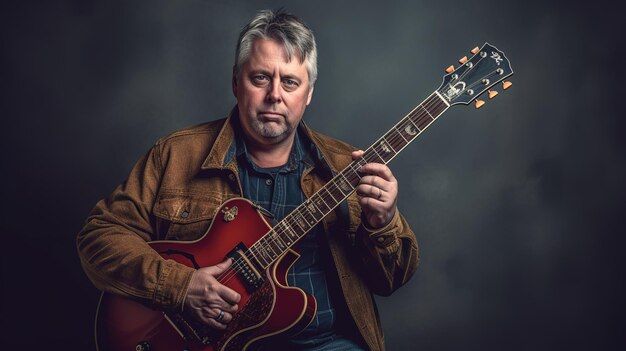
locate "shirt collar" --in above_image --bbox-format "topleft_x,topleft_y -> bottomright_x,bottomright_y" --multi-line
224,112 -> 316,172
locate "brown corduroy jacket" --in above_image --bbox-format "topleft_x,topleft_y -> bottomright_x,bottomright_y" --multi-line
77,112 -> 419,351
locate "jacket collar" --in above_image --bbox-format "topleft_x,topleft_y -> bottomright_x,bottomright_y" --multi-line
200,108 -> 237,170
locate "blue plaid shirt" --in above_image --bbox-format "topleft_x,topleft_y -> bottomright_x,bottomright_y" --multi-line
229,125 -> 340,346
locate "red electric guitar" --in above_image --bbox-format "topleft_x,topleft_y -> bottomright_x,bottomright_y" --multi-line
95,43 -> 513,351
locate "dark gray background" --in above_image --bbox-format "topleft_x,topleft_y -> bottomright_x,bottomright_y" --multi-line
2,0 -> 624,349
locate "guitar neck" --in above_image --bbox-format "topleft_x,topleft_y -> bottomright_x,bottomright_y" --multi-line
249,91 -> 450,268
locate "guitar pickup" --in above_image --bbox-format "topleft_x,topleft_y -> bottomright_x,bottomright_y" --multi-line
226,243 -> 264,292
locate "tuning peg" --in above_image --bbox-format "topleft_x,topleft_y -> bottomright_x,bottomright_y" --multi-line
471,46 -> 480,54
459,56 -> 468,64
488,90 -> 498,99
475,99 -> 485,109
445,65 -> 454,74
502,81 -> 513,89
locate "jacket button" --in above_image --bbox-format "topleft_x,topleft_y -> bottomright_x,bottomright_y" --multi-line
228,173 -> 236,181
181,210 -> 189,218
376,236 -> 385,243
265,179 -> 273,186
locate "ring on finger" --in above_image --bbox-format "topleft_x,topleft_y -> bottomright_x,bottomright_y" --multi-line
216,309 -> 225,322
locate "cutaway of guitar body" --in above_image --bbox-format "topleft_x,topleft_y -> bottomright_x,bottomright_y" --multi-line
95,198 -> 316,351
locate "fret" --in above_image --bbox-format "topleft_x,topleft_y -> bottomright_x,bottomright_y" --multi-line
290,211 -> 309,233
277,227 -> 293,246
411,97 -> 447,131
267,235 -> 283,258
365,146 -> 385,164
278,221 -> 297,244
341,164 -> 362,188
421,103 -> 435,119
422,95 -> 447,118
413,108 -> 435,130
311,193 -> 332,214
421,94 -> 447,120
321,186 -> 338,206
371,136 -> 397,163
385,127 -> 408,151
252,245 -> 270,267
271,230 -> 287,250
396,117 -> 421,142
355,157 -> 368,168
335,173 -> 354,196
286,219 -> 304,239
348,157 -> 367,175
325,181 -> 346,205
259,238 -> 278,261
245,246 -> 262,268
303,199 -> 323,221
381,135 -> 398,153
299,205 -> 318,226
392,125 -> 409,143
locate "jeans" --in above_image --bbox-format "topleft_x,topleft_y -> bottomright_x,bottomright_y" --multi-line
295,335 -> 366,351
251,333 -> 367,351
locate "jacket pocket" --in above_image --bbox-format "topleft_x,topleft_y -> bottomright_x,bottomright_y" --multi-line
152,190 -> 223,241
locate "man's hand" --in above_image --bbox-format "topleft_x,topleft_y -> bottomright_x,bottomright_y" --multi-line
183,258 -> 241,330
352,150 -> 398,229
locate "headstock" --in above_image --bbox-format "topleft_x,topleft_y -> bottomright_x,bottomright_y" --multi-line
436,43 -> 513,108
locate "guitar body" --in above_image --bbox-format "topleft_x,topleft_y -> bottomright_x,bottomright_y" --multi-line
95,198 -> 317,351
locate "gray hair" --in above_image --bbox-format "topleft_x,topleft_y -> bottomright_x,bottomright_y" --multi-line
233,9 -> 318,87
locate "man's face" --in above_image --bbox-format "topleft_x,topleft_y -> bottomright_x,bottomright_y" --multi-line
233,39 -> 313,148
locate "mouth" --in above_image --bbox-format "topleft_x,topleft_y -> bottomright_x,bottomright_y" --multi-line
257,111 -> 285,120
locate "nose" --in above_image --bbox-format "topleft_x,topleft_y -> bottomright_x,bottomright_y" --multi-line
266,80 -> 282,103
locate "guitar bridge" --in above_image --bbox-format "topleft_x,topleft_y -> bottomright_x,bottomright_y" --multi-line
227,243 -> 264,292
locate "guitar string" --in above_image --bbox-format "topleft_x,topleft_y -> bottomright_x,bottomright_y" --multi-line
233,68 -> 510,276
455,48 -> 489,85
214,96 -> 448,286
441,47 -> 508,108
464,70 -> 504,96
224,71 -> 508,280
215,95 -> 449,287
244,96 -> 443,260
214,96 -> 448,287
246,95 -> 448,265
453,50 -> 508,103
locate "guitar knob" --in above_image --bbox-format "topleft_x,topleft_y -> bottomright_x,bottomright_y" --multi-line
445,65 -> 454,74
503,81 -> 513,89
471,46 -> 480,54
488,90 -> 498,99
136,341 -> 151,351
475,99 -> 485,109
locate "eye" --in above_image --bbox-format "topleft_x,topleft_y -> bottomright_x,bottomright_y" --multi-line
282,79 -> 299,90
252,75 -> 269,85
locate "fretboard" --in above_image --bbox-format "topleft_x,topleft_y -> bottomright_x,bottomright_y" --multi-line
248,91 -> 450,269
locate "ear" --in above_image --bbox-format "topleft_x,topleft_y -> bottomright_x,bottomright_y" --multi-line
306,86 -> 314,106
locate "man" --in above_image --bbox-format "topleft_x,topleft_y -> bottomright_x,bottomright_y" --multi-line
78,9 -> 418,351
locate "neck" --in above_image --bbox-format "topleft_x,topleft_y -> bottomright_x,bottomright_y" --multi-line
245,134 -> 295,168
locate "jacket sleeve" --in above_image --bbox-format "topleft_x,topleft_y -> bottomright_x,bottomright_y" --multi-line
76,144 -> 195,312
354,209 -> 419,296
